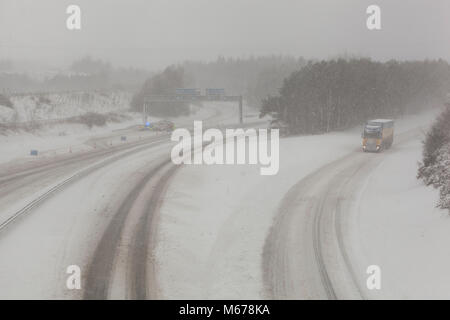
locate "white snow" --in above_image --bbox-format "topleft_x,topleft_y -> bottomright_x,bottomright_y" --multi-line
352,137 -> 450,299
154,108 -> 444,299
0,99 -> 249,298
1,92 -> 132,123
155,129 -> 360,299
0,141 -> 173,299
0,100 -> 244,165
0,97 -> 444,299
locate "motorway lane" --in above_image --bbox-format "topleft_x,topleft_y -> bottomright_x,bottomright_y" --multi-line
0,133 -> 171,225
0,137 -> 175,298
0,103 -> 250,299
263,128 -> 424,299
0,101 -> 243,229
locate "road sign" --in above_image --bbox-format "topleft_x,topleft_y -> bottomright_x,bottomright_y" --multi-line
175,88 -> 201,96
206,88 -> 225,97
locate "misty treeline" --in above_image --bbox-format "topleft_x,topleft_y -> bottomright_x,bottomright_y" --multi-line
131,56 -> 305,117
0,56 -> 151,93
260,58 -> 450,134
131,66 -> 190,117
182,56 -> 306,107
418,104 -> 450,211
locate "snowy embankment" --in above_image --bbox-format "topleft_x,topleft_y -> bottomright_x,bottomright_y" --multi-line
0,97 -> 242,165
154,109 -> 443,299
0,91 -> 136,164
0,92 -> 132,123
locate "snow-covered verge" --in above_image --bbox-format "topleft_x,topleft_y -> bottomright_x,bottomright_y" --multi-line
353,137 -> 450,299
0,100 -> 241,166
0,118 -> 142,165
154,109 -> 441,299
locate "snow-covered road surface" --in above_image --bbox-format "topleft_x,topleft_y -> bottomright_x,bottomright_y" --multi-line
0,134 -> 176,299
155,110 -> 446,300
263,130 -> 422,299
0,105 -> 445,299
0,101 -> 245,299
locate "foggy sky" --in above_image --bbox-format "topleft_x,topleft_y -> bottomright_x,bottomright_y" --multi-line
1,0 -> 449,70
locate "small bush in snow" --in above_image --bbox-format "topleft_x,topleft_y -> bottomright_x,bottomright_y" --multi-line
0,94 -> 13,109
418,106 -> 450,211
37,96 -> 52,105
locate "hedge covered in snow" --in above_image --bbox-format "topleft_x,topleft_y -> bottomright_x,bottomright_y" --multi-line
418,105 -> 450,211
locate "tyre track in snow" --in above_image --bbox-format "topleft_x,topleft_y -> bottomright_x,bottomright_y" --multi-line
130,164 -> 178,299
0,134 -> 170,197
263,128 -> 424,300
83,138 -> 218,299
0,136 -> 171,233
0,102 -> 236,228
0,102 -> 228,195
263,150 -> 382,299
83,122 -> 267,300
83,141 -> 209,299
0,103 -> 252,298
82,156 -> 176,299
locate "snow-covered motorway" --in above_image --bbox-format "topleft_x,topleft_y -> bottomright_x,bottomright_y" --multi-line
0,102 -> 241,299
0,135 -> 172,298
263,128 -> 424,299
0,106 -> 447,299
154,109 -> 449,300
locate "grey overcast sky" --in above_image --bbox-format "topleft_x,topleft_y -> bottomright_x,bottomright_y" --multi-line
0,0 -> 449,70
